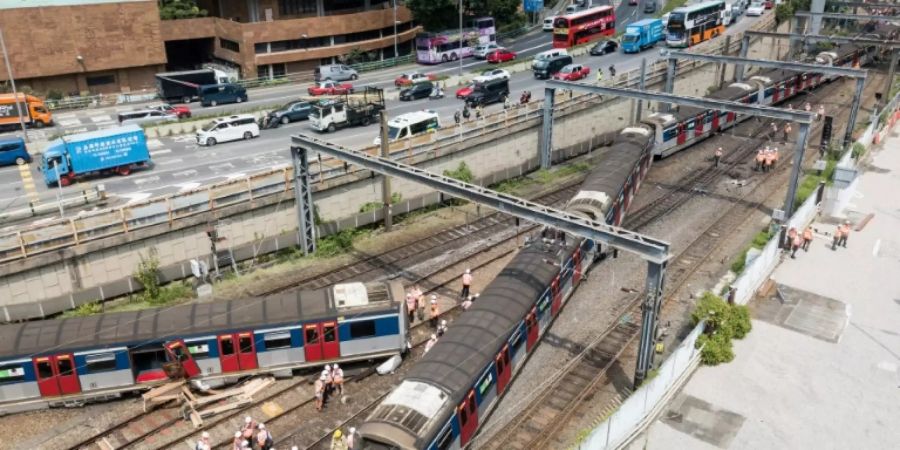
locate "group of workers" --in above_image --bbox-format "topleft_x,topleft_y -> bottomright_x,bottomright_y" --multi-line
784,220 -> 852,257
193,416 -> 273,450
754,145 -> 780,172
314,363 -> 345,411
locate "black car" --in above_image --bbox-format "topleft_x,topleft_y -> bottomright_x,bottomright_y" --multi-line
400,81 -> 434,101
260,100 -> 311,128
466,79 -> 510,107
643,1 -> 657,13
590,40 -> 618,56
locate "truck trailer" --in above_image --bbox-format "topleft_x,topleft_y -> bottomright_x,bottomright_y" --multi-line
155,69 -> 229,103
310,87 -> 385,132
42,125 -> 151,186
621,18 -> 665,53
0,93 -> 53,130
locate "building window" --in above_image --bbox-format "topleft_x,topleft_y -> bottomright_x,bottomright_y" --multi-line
255,43 -> 269,54
220,38 -> 240,52
325,0 -> 365,12
86,74 -> 115,87
280,0 -> 317,15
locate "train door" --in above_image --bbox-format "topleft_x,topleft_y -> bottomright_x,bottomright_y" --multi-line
218,332 -> 259,373
525,308 -> 539,351
794,74 -> 802,93
550,276 -> 562,316
304,322 -> 341,362
773,84 -> 781,103
237,332 -> 259,370
458,390 -> 479,447
676,123 -> 686,145
711,110 -> 720,130
495,346 -> 512,394
33,354 -> 81,397
573,248 -> 583,285
694,114 -> 704,137
164,340 -> 201,378
726,111 -> 735,123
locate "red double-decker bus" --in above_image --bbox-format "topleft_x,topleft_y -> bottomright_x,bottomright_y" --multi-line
552,6 -> 616,48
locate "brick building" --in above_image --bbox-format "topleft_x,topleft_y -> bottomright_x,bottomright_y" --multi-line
0,0 -> 417,95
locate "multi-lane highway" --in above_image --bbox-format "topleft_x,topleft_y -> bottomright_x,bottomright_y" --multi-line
0,7 -> 765,224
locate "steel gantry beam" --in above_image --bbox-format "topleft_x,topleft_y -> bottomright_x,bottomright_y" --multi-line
794,10 -> 892,21
666,50 -> 869,149
290,133 -> 672,389
744,30 -> 900,49
828,1 -> 900,8
542,81 -> 815,220
290,146 -> 317,255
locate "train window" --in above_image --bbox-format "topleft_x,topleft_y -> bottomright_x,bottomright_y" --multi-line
264,332 -> 292,350
477,371 -> 494,396
459,405 -> 468,424
221,337 -> 235,355
469,398 -> 477,414
36,360 -> 53,378
187,343 -> 210,359
349,321 -> 376,339
323,324 -> 337,343
509,329 -> 524,350
435,424 -> 454,450
239,335 -> 254,353
0,364 -> 25,385
538,295 -> 550,312
85,354 -> 117,373
305,327 -> 320,344
57,357 -> 74,376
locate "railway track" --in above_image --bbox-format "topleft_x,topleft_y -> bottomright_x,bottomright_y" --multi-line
474,78 -> 853,449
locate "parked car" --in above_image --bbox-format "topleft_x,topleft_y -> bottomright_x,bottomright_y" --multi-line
643,0 -> 657,13
746,2 -> 765,15
0,137 -> 31,166
590,40 -> 619,56
486,49 -> 517,64
533,54 -> 573,79
553,64 -> 591,81
196,114 -> 260,146
148,103 -> 191,119
267,100 -> 312,125
314,64 -> 358,82
395,72 -> 436,87
456,84 -> 475,99
308,81 -> 354,96
117,109 -> 179,126
399,81 -> 434,101
543,17 -> 556,31
474,43 -> 502,59
466,79 -> 510,107
473,68 -> 510,83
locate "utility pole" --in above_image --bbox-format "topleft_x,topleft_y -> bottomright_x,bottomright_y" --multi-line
458,0 -> 464,77
380,111 -> 392,231
393,0 -> 398,59
0,27 -> 29,143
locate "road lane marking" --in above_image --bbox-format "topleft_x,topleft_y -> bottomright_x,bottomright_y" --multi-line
873,239 -> 881,257
150,149 -> 172,157
155,158 -> 184,166
147,139 -> 165,149
133,175 -> 160,185
177,182 -> 202,191
173,169 -> 199,178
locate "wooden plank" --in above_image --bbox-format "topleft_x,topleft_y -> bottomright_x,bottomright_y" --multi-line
198,398 -> 252,417
243,377 -> 275,398
181,386 -> 198,403
142,380 -> 186,400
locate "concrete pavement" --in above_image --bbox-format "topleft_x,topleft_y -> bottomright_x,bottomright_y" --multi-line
626,130 -> 900,449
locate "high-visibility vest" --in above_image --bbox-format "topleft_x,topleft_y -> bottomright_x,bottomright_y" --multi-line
803,229 -> 813,240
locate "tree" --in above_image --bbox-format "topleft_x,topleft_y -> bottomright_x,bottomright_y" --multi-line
158,0 -> 208,20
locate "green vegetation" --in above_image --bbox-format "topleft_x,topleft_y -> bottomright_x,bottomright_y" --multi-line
775,0 -> 811,25
659,0 -> 688,17
61,301 -> 103,318
443,162 -> 475,184
134,253 -> 161,300
692,292 -> 752,365
494,162 -> 591,194
158,0 -> 208,20
405,0 -> 524,33
730,227 -> 775,274
359,192 -> 403,213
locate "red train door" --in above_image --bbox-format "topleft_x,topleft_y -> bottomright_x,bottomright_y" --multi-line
458,390 -> 479,446
237,332 -> 258,370
304,324 -> 323,362
164,340 -> 201,378
726,111 -> 735,123
773,85 -> 781,103
794,74 -> 802,92
322,321 -> 341,360
495,346 -> 512,394
550,276 -> 562,316
525,309 -> 539,351
694,115 -> 704,137
33,354 -> 81,397
573,248 -> 583,285
217,334 -> 240,373
676,123 -> 686,145
711,111 -> 719,130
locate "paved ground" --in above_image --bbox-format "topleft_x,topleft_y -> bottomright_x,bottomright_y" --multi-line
626,127 -> 900,449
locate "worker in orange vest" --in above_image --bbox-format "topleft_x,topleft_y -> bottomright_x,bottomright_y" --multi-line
838,220 -> 851,248
771,147 -> 779,168
832,225 -> 842,250
787,227 -> 798,251
764,150 -> 775,172
783,123 -> 792,142
791,233 -> 802,259
802,226 -> 813,251
755,149 -> 765,171
429,295 -> 440,328
714,147 -> 723,167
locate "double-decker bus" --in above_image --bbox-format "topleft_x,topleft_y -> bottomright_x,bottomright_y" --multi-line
415,17 -> 496,64
552,6 -> 616,48
666,0 -> 726,48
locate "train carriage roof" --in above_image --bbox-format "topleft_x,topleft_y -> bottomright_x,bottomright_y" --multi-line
0,282 -> 401,360
573,128 -> 651,205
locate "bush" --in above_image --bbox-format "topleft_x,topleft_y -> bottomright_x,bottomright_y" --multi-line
134,252 -> 161,300
443,162 -> 474,184
692,292 -> 752,365
62,301 -> 102,318
851,142 -> 866,160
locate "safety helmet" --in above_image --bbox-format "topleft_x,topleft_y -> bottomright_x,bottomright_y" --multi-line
334,430 -> 343,438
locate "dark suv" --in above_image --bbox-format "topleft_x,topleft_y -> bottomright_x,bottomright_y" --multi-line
465,79 -> 510,107
400,81 -> 434,101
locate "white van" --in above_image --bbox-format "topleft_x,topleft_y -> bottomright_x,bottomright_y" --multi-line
373,110 -> 440,145
532,48 -> 569,70
543,17 -> 556,32
196,114 -> 260,146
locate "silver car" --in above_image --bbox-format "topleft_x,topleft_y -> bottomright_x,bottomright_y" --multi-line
117,109 -> 178,126
314,64 -> 359,82
473,43 -> 501,59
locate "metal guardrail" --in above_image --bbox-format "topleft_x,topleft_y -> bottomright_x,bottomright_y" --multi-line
0,187 -> 104,223
0,16 -> 777,263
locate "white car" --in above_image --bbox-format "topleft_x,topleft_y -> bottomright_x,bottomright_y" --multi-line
543,16 -> 556,31
196,114 -> 260,146
473,68 -> 510,83
746,2 -> 765,16
473,43 -> 501,59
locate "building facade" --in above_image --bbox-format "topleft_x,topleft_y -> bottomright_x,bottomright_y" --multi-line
0,0 -> 417,95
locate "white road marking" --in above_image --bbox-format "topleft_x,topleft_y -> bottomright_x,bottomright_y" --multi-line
873,239 -> 881,257
150,149 -> 172,157
118,192 -> 153,204
172,135 -> 198,143
209,162 -> 234,172
225,172 -> 247,180
58,118 -> 83,127
155,158 -> 184,166
172,169 -> 199,178
177,182 -> 202,191
133,175 -> 161,185
90,116 -> 114,124
147,139 -> 165,149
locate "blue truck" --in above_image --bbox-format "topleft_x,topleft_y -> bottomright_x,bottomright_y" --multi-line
621,18 -> 665,53
42,125 -> 151,186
